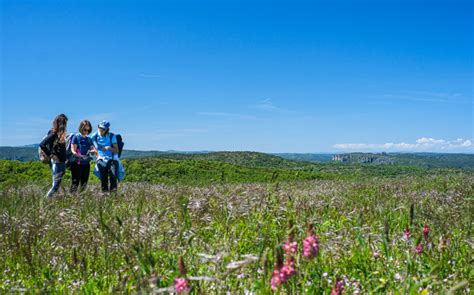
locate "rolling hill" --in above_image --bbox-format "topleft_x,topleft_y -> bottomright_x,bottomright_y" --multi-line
1,146 -> 473,170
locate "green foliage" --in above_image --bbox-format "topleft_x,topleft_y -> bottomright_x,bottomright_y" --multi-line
2,158 -> 468,190
2,147 -> 474,170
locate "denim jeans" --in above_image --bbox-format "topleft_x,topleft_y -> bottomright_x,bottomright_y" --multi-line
47,160 -> 66,197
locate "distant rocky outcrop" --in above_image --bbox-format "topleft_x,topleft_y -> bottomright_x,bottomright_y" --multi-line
332,153 -> 395,165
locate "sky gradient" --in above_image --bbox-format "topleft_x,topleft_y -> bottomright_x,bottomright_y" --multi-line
1,0 -> 473,153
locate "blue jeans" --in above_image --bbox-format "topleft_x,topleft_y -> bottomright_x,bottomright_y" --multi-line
47,161 -> 66,197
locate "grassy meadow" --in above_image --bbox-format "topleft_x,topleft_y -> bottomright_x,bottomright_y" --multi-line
0,158 -> 472,293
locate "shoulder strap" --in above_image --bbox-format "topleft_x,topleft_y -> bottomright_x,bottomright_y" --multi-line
92,133 -> 99,149
75,133 -> 82,148
109,132 -> 115,157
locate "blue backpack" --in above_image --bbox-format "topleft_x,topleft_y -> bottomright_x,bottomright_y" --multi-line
66,133 -> 93,168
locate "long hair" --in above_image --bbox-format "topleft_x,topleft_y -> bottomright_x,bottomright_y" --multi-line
51,114 -> 68,134
56,125 -> 67,144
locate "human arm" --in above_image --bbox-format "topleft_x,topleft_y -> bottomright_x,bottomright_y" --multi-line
102,134 -> 118,154
103,144 -> 118,154
39,132 -> 56,157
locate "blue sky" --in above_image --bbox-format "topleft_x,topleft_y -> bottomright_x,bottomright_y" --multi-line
1,0 -> 472,153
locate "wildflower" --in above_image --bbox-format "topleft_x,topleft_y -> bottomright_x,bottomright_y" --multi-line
330,278 -> 344,295
174,277 -> 190,293
303,224 -> 319,258
423,224 -> 429,241
283,221 -> 297,256
415,243 -> 423,254
394,273 -> 402,281
403,227 -> 411,240
271,268 -> 282,291
271,253 -> 285,291
283,238 -> 298,256
372,251 -> 380,258
174,257 -> 190,293
280,258 -> 296,279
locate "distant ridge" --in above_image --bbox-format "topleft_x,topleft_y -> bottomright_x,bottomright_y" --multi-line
0,146 -> 473,169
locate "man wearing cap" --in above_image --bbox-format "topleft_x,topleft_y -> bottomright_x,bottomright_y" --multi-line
91,120 -> 119,192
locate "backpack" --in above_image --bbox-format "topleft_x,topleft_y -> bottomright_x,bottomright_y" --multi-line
92,132 -> 124,158
38,135 -> 51,164
114,134 -> 124,158
65,133 -> 76,168
38,132 -> 55,164
66,133 -> 94,168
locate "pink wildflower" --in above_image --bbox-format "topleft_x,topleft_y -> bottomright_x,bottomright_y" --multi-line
423,224 -> 429,241
403,227 -> 411,240
303,224 -> 319,258
174,257 -> 189,293
271,269 -> 282,291
372,251 -> 380,258
280,258 -> 296,279
330,278 -> 344,295
415,243 -> 423,254
303,235 -> 318,258
283,237 -> 297,256
174,277 -> 189,293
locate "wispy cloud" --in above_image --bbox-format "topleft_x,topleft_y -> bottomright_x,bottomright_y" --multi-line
85,112 -> 118,123
256,98 -> 280,111
197,112 -> 258,120
375,91 -> 471,104
127,128 -> 208,139
334,137 -> 473,151
13,117 -> 51,126
138,73 -> 161,78
255,98 -> 294,113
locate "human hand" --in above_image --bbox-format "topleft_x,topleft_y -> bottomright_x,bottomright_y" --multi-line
51,155 -> 60,162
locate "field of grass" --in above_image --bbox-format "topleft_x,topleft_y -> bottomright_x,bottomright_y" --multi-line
0,165 -> 472,293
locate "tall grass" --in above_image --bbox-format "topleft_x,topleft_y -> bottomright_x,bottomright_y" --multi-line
0,174 -> 472,293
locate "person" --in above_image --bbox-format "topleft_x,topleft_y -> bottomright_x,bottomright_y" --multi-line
90,120 -> 119,192
70,120 -> 96,193
39,114 -> 68,198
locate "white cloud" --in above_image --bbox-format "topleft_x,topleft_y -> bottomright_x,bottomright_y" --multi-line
376,91 -> 471,104
334,137 -> 473,151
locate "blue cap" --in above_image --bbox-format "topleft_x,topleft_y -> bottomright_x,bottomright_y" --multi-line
98,120 -> 110,130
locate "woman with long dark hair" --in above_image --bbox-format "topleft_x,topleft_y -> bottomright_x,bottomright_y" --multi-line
39,114 -> 68,197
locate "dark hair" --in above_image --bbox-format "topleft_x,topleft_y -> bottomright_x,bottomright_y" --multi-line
78,120 -> 92,134
51,114 -> 68,134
